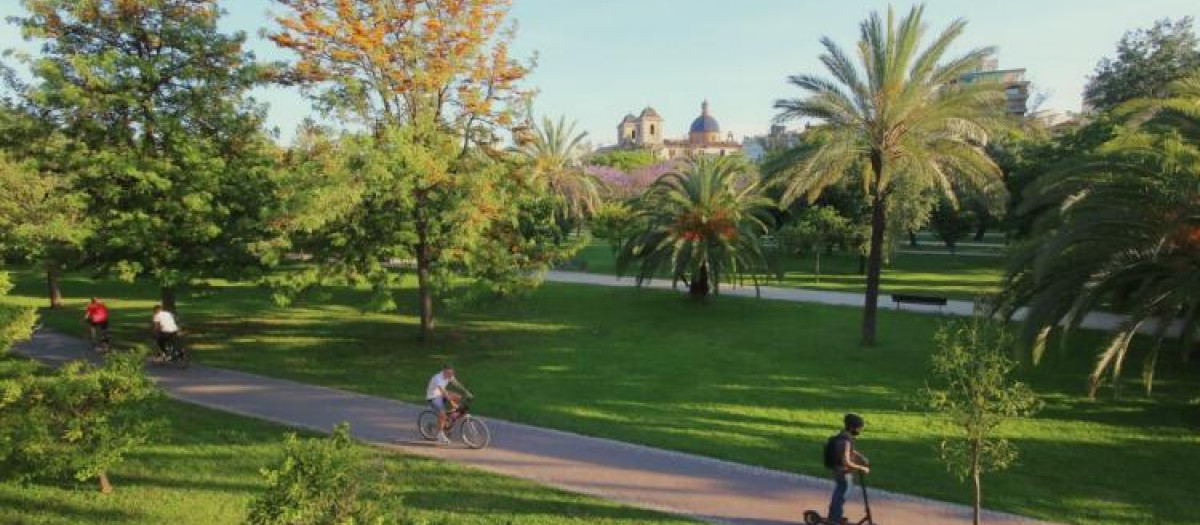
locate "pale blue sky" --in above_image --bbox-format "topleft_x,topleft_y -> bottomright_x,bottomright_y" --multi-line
4,1 -> 1199,145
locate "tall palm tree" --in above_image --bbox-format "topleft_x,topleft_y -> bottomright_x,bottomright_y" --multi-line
519,116 -> 601,222
617,155 -> 776,299
772,5 -> 1008,345
1001,73 -> 1200,398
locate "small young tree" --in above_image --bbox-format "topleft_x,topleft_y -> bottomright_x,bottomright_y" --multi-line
0,353 -> 159,493
930,198 -> 974,254
920,319 -> 1042,525
778,206 -> 850,283
246,423 -> 383,525
589,201 -> 643,256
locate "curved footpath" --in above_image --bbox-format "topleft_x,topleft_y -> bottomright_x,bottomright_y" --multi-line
545,270 -> 1172,336
17,332 -> 1055,525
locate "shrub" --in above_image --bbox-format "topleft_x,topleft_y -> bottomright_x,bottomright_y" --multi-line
0,351 -> 160,493
246,423 -> 384,525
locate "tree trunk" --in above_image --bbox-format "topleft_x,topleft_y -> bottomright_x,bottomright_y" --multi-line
416,253 -> 435,341
857,254 -> 866,275
160,286 -> 177,313
908,230 -> 919,247
973,222 -> 988,242
814,251 -> 821,284
972,451 -> 982,525
99,471 -> 112,494
46,263 -> 63,309
861,192 -> 887,346
688,264 -> 709,299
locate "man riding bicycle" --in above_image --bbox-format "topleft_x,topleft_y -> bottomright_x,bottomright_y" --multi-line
152,305 -> 180,359
83,297 -> 111,351
425,365 -> 473,444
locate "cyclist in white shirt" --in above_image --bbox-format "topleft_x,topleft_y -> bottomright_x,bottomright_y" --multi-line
152,305 -> 180,357
426,365 -> 471,444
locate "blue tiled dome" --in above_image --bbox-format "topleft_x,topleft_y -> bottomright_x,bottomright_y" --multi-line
690,115 -> 720,133
689,100 -> 720,133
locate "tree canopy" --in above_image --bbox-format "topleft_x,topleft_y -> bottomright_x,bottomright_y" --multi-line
1085,17 -> 1200,112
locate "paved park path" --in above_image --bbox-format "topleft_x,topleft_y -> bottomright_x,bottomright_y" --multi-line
17,331 -> 1055,525
544,270 -> 1165,335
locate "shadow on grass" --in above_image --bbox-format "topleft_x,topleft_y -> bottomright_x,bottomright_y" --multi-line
401,489 -> 697,523
0,491 -> 142,522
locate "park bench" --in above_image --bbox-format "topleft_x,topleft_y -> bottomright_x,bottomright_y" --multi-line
891,293 -> 948,313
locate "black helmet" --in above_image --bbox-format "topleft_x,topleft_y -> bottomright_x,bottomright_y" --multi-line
844,413 -> 865,429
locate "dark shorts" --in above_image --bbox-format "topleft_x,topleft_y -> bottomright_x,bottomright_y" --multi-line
89,320 -> 109,330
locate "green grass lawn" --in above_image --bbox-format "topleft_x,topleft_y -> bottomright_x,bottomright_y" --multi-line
576,242 -> 1006,300
5,269 -> 1199,525
0,358 -> 694,525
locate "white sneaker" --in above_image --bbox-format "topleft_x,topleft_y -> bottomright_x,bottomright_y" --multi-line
436,432 -> 451,444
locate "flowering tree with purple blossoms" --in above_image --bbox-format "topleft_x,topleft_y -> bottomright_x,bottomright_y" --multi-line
587,161 -> 676,200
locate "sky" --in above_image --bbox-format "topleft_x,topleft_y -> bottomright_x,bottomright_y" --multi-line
3,1 -> 1199,145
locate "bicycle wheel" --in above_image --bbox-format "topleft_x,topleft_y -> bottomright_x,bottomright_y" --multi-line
417,410 -> 440,440
460,417 -> 491,449
175,346 -> 191,369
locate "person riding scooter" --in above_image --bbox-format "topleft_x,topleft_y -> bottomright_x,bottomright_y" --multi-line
822,413 -> 871,524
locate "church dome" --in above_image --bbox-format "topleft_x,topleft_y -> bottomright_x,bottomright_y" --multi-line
689,100 -> 720,133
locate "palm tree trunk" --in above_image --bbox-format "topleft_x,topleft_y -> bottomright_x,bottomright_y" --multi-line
46,262 -> 63,309
861,192 -> 887,346
689,264 -> 710,299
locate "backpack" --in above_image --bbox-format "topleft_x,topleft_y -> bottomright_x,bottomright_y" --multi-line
823,433 -> 849,469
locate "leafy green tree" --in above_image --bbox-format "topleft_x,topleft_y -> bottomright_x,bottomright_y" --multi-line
519,116 -> 602,223
270,0 -> 539,340
919,318 -> 1041,525
590,201 -> 644,256
1084,17 -> 1200,112
884,175 -> 939,259
0,352 -> 159,493
13,0 -> 279,313
777,206 -> 850,282
0,82 -> 92,308
0,149 -> 89,308
1001,73 -> 1200,398
930,197 -> 974,253
587,149 -> 660,172
246,423 -> 383,525
618,156 -> 777,299
773,5 -> 1009,344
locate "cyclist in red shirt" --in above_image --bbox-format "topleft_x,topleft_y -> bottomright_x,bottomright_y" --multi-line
83,297 -> 110,351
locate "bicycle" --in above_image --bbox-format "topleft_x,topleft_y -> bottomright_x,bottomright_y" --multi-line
85,320 -> 111,353
418,398 -> 491,449
153,332 -> 191,369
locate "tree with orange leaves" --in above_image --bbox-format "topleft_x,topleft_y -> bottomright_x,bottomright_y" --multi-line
269,0 -> 565,341
271,0 -> 531,145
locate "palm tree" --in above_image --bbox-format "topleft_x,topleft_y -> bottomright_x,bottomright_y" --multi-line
772,5 -> 1008,345
1001,73 -> 1200,398
617,155 -> 776,299
519,116 -> 601,223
